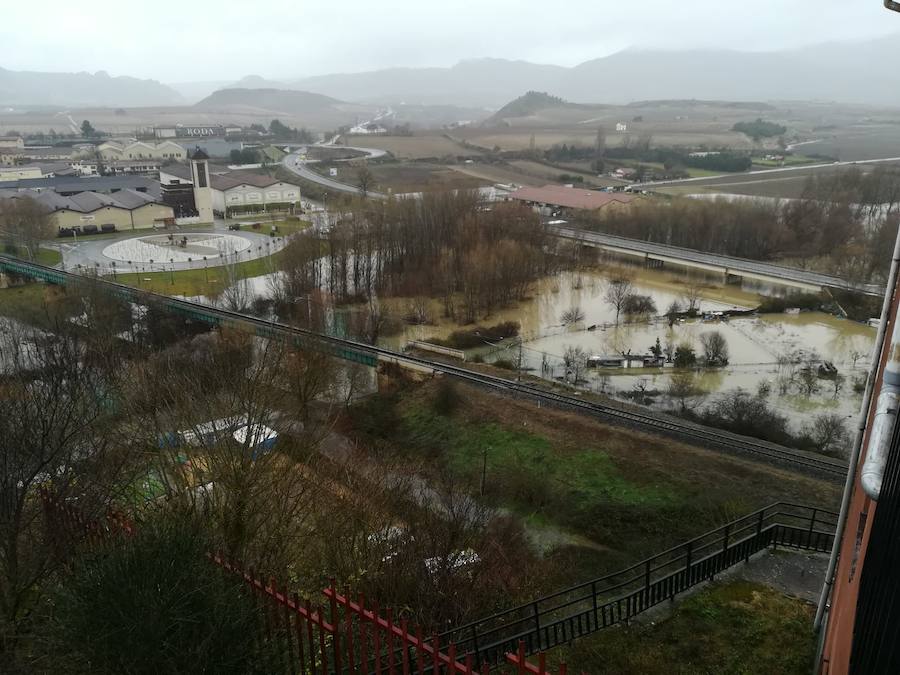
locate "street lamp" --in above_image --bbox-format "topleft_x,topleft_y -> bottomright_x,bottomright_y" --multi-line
169,258 -> 174,285
203,256 -> 208,283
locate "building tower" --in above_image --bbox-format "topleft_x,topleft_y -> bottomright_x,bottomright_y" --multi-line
190,147 -> 214,223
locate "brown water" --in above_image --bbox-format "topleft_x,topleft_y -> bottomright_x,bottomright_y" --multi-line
384,266 -> 875,432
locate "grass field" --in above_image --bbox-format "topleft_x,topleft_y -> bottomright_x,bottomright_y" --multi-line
551,581 -> 816,674
349,135 -> 479,159
114,248 -> 285,296
367,163 -> 490,193
351,378 -> 840,584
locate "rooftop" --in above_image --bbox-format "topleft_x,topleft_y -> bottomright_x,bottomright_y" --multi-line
9,187 -> 161,213
508,184 -> 638,210
0,175 -> 160,196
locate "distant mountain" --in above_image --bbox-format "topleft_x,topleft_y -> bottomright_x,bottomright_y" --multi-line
289,58 -> 569,108
284,36 -> 900,107
194,88 -> 345,114
0,67 -> 183,106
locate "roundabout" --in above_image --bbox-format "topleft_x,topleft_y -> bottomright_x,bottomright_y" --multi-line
102,233 -> 252,264
58,225 -> 289,275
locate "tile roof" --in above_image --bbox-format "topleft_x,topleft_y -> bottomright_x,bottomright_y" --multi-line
508,184 -> 637,210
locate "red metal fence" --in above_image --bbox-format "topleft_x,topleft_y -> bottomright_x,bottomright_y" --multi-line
41,493 -> 570,674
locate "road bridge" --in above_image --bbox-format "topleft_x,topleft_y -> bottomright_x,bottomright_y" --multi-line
552,225 -> 883,297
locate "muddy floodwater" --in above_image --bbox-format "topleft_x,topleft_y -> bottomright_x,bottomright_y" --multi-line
195,262 -> 875,433
384,266 -> 876,433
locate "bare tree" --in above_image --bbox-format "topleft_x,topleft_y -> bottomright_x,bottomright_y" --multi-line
0,196 -> 53,261
604,273 -> 634,325
563,345 -> 587,383
0,323 -> 130,654
797,362 -> 821,397
356,164 -> 375,198
804,413 -> 851,457
667,371 -> 706,413
681,280 -> 704,314
560,305 -> 585,326
700,331 -> 729,366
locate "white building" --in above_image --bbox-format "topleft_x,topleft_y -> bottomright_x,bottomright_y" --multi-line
159,163 -> 302,218
97,140 -> 187,161
615,123 -> 628,132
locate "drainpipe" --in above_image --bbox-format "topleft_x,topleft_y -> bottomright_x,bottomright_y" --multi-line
860,311 -> 900,499
813,229 -> 900,631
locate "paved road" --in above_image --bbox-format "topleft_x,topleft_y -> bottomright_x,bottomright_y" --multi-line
636,156 -> 900,190
552,225 -> 883,297
282,144 -> 388,199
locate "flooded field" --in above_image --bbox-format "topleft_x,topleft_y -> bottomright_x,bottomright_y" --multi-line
386,266 -> 875,433
189,261 -> 875,434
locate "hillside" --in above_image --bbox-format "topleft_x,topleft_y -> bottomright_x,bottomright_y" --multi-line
194,87 -> 344,113
0,67 -> 182,107
489,91 -> 569,121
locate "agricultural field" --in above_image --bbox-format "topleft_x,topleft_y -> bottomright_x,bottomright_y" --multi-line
367,162 -> 490,193
347,134 -> 479,159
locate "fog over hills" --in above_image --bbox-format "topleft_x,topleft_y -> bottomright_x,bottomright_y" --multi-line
3,35 -> 899,109
0,67 -> 183,107
283,35 -> 900,108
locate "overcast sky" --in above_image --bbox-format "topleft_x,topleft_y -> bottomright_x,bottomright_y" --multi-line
6,0 -> 898,82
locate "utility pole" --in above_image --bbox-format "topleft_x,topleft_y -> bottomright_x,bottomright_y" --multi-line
517,340 -> 524,382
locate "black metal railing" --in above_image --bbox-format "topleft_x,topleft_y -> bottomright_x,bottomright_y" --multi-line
443,502 -> 837,664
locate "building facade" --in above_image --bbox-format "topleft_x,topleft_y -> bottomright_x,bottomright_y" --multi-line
97,140 -> 187,161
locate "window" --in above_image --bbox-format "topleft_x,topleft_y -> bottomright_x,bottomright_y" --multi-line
196,161 -> 207,188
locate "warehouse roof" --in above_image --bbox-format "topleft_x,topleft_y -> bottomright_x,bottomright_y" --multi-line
8,188 -> 161,213
0,175 -> 160,196
507,184 -> 637,210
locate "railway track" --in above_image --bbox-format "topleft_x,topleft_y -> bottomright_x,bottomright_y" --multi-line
0,255 -> 849,480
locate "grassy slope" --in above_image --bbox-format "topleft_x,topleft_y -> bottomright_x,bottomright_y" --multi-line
552,581 -> 816,674
0,284 -> 79,330
351,379 -> 841,585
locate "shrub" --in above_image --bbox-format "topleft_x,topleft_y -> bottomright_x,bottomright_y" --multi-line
46,514 -> 278,674
431,321 -> 520,350
433,378 -> 461,415
493,358 -> 516,370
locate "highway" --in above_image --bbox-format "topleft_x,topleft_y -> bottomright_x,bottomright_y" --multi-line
0,254 -> 850,481
282,144 -> 388,199
552,225 -> 884,297
636,155 -> 900,190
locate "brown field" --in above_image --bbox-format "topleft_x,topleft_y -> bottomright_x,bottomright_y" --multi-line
350,134 -> 480,159
368,162 -> 489,193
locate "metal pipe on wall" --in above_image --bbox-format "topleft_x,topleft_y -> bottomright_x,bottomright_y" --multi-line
814,228 -> 900,630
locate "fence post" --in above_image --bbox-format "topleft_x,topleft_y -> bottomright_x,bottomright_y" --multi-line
471,624 -> 481,664
684,542 -> 692,588
644,560 -> 651,608
532,601 -> 541,650
591,580 -> 599,625
722,524 -> 730,553
807,508 -> 817,549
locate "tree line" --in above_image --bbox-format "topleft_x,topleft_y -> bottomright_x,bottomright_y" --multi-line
580,166 -> 900,283
275,192 -> 574,332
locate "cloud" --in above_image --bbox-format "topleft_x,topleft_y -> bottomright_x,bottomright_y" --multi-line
2,0 -> 896,81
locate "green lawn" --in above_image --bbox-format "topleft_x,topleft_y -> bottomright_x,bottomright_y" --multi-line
4,246 -> 63,267
115,248 -> 286,296
551,581 -> 816,674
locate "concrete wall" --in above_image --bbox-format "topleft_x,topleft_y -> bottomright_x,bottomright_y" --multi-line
51,203 -> 173,231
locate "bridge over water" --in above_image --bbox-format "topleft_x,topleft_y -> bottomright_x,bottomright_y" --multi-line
552,225 -> 883,297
